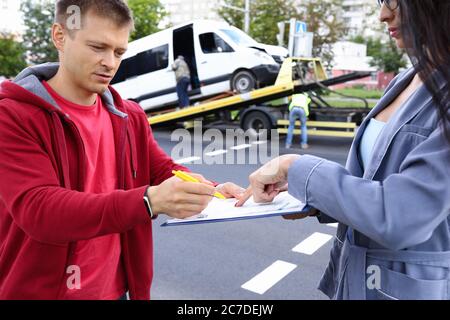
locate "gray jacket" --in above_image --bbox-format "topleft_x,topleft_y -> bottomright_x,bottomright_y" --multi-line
172,57 -> 190,83
288,67 -> 450,300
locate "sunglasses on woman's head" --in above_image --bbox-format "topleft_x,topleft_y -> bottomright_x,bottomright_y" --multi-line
377,0 -> 399,11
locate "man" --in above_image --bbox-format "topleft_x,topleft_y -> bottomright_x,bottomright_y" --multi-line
172,55 -> 191,108
0,0 -> 242,300
285,92 -> 311,149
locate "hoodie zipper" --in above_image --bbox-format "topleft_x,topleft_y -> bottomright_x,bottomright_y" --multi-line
117,116 -> 128,189
51,111 -> 88,300
50,112 -> 72,189
64,116 -> 87,190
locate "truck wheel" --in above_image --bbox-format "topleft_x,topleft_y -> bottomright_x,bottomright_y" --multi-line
242,111 -> 273,138
231,71 -> 256,93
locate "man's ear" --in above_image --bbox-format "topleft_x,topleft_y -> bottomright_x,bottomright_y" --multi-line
51,23 -> 66,52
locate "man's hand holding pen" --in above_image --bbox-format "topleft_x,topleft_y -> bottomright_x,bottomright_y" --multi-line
147,172 -> 244,219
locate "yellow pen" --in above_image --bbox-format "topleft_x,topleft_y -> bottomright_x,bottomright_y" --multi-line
172,170 -> 226,199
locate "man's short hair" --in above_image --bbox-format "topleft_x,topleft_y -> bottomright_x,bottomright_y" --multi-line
55,0 -> 134,34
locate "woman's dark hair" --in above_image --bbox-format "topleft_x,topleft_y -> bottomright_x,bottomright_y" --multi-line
399,0 -> 450,142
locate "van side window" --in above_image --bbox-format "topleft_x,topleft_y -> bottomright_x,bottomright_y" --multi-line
112,44 -> 169,84
199,33 -> 233,54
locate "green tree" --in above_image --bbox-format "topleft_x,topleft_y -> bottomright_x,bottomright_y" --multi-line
297,0 -> 347,69
21,0 -> 58,65
370,38 -> 407,74
351,35 -> 383,57
218,0 -> 347,68
217,0 -> 298,44
128,0 -> 168,41
217,0 -> 247,32
0,33 -> 28,78
251,0 -> 299,45
352,35 -> 407,74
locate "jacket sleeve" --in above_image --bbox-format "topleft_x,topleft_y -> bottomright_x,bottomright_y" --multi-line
0,106 -> 151,245
310,72 -> 406,226
287,125 -> 450,251
172,60 -> 178,71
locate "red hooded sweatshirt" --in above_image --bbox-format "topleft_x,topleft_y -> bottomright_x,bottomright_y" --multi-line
0,63 -> 187,299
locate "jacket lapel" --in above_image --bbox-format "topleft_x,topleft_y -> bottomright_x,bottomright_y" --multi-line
363,69 -> 435,180
345,69 -> 416,177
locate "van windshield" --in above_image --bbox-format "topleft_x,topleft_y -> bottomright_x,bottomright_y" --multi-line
220,27 -> 257,47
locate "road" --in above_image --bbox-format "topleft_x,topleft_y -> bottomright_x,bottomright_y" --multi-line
150,126 -> 352,300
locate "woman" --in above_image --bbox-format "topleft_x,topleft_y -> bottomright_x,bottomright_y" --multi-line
237,0 -> 450,300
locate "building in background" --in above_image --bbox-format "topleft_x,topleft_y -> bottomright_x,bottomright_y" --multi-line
341,0 -> 380,38
160,0 -> 222,26
330,1 -> 393,90
0,0 -> 23,35
331,41 -> 394,90
292,0 -> 380,38
331,41 -> 377,90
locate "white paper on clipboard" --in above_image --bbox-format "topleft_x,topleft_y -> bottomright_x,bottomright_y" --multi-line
161,191 -> 307,227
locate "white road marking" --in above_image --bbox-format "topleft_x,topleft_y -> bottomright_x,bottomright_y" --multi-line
230,144 -> 252,150
327,223 -> 338,228
175,156 -> 201,164
241,260 -> 297,295
204,149 -> 228,157
292,232 -> 333,255
252,141 -> 268,145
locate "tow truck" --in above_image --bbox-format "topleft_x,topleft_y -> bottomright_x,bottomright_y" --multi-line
147,57 -> 372,138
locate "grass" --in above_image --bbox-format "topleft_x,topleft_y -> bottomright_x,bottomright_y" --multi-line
329,88 -> 384,100
323,99 -> 377,109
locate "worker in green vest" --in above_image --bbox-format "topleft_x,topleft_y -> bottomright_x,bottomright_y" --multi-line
286,92 -> 311,149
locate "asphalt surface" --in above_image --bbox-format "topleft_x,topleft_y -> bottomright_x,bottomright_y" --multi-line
150,126 -> 353,300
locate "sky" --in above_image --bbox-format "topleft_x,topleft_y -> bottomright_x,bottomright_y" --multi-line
0,0 -> 24,34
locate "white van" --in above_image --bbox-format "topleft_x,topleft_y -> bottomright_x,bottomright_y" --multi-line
111,20 -> 288,111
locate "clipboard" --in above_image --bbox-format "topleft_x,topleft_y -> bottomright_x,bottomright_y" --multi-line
161,191 -> 309,227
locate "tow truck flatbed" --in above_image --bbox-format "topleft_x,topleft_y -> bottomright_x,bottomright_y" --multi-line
147,58 -> 372,133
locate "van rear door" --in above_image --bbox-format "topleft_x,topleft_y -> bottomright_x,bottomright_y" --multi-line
173,25 -> 200,95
